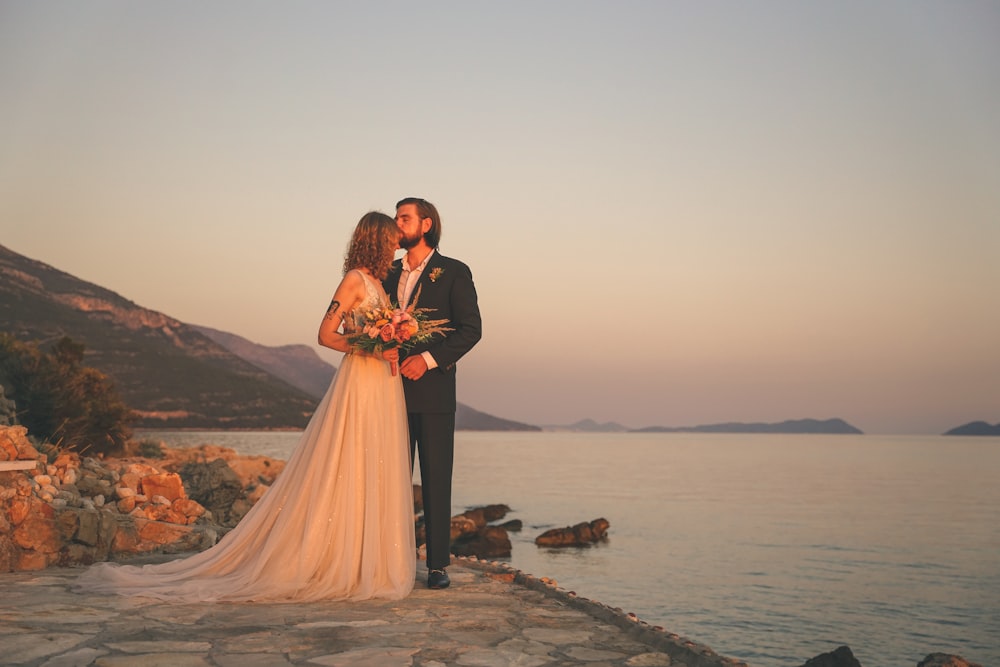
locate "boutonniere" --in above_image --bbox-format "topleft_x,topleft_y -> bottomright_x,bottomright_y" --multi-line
428,267 -> 445,283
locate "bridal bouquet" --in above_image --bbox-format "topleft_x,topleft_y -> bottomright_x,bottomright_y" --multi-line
347,289 -> 451,375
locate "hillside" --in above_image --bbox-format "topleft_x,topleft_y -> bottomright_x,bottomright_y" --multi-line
1,244 -> 316,429
192,324 -> 539,431
192,324 -> 335,399
1,244 -> 536,432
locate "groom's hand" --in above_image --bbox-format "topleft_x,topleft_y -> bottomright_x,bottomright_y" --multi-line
400,355 -> 428,381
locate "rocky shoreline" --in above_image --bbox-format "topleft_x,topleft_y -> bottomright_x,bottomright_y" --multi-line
0,425 -> 983,666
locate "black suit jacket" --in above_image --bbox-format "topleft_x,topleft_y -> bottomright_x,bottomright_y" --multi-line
383,252 -> 482,413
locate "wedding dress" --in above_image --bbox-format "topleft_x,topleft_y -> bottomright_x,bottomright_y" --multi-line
75,273 -> 416,601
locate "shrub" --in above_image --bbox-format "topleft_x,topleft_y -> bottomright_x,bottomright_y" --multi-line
135,438 -> 166,458
0,334 -> 136,456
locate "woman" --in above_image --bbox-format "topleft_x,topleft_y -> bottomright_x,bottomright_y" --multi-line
75,212 -> 416,602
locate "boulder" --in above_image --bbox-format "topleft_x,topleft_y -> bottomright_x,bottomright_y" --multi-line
140,472 -> 186,502
499,519 -> 522,531
178,458 -> 247,527
535,518 -> 610,547
451,525 -> 512,559
0,425 -> 39,462
918,654 -> 983,667
458,504 -> 511,528
798,645 -> 862,667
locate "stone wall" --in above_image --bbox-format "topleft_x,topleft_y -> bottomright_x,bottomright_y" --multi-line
1,425 -> 222,572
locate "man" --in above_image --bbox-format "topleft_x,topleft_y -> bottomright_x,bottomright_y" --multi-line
384,197 -> 482,590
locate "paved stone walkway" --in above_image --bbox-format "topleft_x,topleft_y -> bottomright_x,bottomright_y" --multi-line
0,556 -> 748,667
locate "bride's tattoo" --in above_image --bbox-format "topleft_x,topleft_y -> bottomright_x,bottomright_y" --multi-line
324,299 -> 343,321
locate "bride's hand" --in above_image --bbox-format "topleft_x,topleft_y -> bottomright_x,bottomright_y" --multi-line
381,348 -> 400,376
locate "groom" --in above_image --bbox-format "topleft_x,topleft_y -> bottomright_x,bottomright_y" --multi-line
384,197 -> 482,590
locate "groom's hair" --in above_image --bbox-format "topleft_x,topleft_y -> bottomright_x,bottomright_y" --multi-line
396,197 -> 442,249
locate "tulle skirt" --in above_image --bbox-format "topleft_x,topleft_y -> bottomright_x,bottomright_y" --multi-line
74,354 -> 416,602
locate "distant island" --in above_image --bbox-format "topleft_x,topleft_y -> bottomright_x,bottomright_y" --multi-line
541,417 -> 863,434
943,421 -> 1000,436
543,419 -> 629,433
631,418 -> 863,435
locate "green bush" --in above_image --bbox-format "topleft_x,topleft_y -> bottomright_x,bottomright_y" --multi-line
135,438 -> 166,458
0,334 -> 136,456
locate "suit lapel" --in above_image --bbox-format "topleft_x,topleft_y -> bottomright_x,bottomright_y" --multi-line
411,252 -> 443,309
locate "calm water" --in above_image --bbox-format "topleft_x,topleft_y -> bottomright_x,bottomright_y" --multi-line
139,430 -> 1000,666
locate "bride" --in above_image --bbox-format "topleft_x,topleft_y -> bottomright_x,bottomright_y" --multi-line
75,212 -> 416,602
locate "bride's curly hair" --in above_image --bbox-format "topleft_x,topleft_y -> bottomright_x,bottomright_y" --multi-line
343,211 -> 398,280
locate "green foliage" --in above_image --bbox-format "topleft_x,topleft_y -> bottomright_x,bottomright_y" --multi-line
135,438 -> 166,458
0,333 -> 136,456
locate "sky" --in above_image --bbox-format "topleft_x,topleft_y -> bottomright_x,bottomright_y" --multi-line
2,2 -> 998,434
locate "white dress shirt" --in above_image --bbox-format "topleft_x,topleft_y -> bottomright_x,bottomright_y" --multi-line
398,250 -> 438,370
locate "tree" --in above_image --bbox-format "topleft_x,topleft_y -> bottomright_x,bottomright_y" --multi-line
0,334 -> 136,456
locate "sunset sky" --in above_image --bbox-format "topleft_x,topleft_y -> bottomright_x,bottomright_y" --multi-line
2,2 -> 998,434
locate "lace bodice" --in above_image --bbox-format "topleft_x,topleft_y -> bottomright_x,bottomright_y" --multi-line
358,271 -> 388,311
343,271 -> 389,335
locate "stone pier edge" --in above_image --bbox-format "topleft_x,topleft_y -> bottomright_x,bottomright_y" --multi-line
454,555 -> 750,667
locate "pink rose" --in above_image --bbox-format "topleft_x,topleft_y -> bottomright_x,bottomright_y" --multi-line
395,326 -> 412,342
379,323 -> 395,342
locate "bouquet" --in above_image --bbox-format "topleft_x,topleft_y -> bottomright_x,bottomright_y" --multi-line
347,289 -> 452,375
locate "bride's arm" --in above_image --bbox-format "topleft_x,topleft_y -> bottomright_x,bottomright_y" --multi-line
317,271 -> 364,354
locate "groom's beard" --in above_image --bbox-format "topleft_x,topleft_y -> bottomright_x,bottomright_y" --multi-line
399,232 -> 422,250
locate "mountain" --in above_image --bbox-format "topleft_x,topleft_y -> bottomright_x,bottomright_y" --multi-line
456,403 -> 540,431
544,419 -> 629,432
0,244 -> 536,432
193,325 -> 539,431
943,421 -> 1000,436
632,418 -> 863,434
1,244 -> 319,429
192,324 -> 335,399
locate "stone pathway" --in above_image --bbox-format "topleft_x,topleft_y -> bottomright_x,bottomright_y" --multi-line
0,556 -> 747,667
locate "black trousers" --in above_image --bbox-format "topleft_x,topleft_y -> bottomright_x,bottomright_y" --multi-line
408,412 -> 456,571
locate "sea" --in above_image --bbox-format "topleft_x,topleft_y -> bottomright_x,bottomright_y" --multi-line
137,429 -> 1000,667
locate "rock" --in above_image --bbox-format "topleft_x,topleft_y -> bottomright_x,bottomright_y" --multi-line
140,472 -> 186,502
535,518 -> 610,547
12,513 -> 60,554
172,498 -> 207,524
798,645 -> 862,667
452,525 -> 512,558
0,425 -> 38,461
1,427 -> 238,570
458,504 -> 511,528
178,458 -> 246,527
116,497 -> 136,513
450,515 -> 479,541
499,519 -> 522,531
135,518 -> 218,554
917,654 -> 983,667
443,504 -> 517,558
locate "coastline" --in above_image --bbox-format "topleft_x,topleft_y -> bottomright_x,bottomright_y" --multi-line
459,555 -> 747,666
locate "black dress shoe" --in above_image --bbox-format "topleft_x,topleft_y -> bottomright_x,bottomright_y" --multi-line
427,569 -> 450,589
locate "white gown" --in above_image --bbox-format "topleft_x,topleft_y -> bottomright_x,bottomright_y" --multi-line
75,274 -> 416,602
